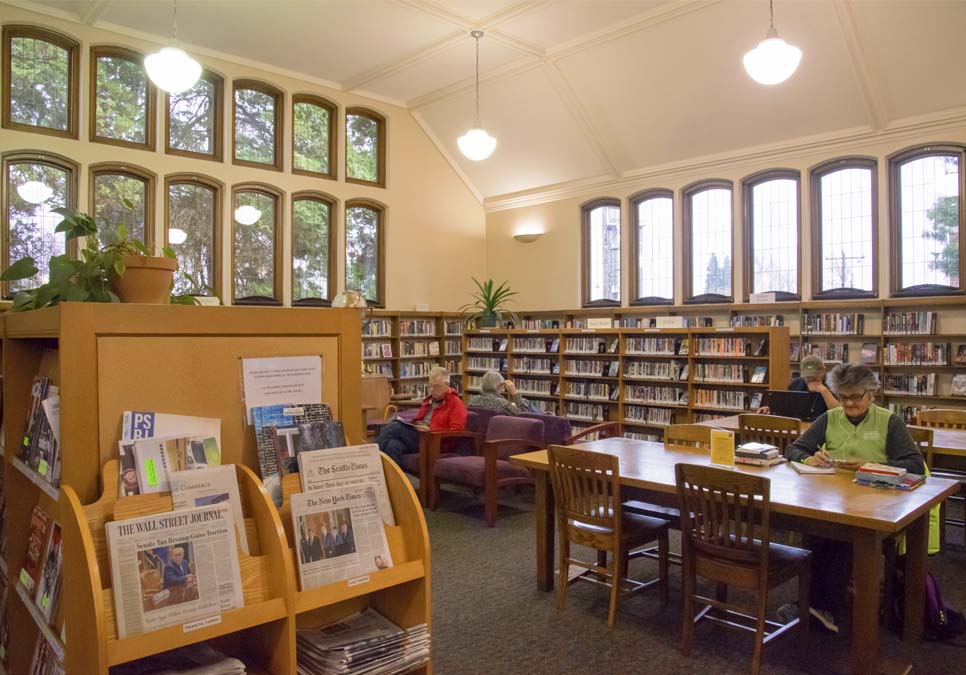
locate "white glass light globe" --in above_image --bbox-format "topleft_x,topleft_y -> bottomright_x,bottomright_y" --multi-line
145,47 -> 202,94
458,127 -> 497,161
743,35 -> 802,85
234,205 -> 262,225
168,227 -> 188,245
333,291 -> 367,308
17,181 -> 53,204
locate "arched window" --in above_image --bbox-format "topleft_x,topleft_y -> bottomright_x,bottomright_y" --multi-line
742,169 -> 800,300
232,183 -> 283,304
345,107 -> 385,188
810,157 -> 877,298
292,192 -> 336,306
293,94 -> 337,180
345,199 -> 385,306
630,189 -> 673,305
889,144 -> 964,296
233,80 -> 283,171
166,69 -> 224,161
2,25 -> 79,138
89,163 -> 155,247
2,150 -> 78,297
90,46 -> 156,150
165,173 -> 222,299
683,180 -> 733,303
581,198 -> 621,307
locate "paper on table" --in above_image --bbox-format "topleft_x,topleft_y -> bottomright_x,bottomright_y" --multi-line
790,461 -> 836,475
242,356 -> 323,423
709,429 -> 735,467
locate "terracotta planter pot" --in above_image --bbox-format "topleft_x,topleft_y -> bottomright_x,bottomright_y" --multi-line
111,255 -> 177,304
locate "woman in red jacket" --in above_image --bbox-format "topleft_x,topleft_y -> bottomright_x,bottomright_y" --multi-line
376,367 -> 467,464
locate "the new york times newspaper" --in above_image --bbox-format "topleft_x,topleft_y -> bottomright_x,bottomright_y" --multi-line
106,503 -> 243,638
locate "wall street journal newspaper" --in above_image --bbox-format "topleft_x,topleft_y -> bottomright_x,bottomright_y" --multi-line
298,444 -> 395,526
106,503 -> 244,638
291,484 -> 393,591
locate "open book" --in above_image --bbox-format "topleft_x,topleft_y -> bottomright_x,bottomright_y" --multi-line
790,461 -> 835,475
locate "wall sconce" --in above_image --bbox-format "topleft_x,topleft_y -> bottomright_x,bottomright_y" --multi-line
513,232 -> 542,244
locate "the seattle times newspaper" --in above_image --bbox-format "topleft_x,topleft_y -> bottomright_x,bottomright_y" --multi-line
291,484 -> 393,591
106,503 -> 243,638
298,444 -> 396,526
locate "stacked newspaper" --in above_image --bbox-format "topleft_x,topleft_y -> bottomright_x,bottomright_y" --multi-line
296,609 -> 429,675
109,643 -> 246,674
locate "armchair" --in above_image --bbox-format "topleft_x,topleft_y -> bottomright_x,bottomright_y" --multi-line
566,421 -> 623,444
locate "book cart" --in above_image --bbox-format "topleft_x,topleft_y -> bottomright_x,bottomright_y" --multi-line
2,304 -> 431,675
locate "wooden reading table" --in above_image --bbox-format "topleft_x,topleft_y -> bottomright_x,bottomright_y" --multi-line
509,438 -> 959,675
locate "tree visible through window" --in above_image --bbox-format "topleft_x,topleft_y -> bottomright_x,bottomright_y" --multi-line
346,202 -> 382,304
4,27 -> 75,134
813,160 -> 875,296
582,200 -> 621,306
632,191 -> 673,303
93,48 -> 152,147
294,96 -> 334,177
746,173 -> 799,298
167,179 -> 218,297
234,82 -> 281,168
4,159 -> 72,295
292,196 -> 332,302
233,188 -> 278,301
168,73 -> 220,158
685,183 -> 732,301
346,108 -> 384,186
93,170 -> 148,247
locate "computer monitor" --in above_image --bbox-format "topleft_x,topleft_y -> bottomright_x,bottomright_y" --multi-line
761,390 -> 823,422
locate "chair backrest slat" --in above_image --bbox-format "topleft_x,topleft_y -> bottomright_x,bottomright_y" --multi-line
907,425 -> 937,468
665,424 -> 715,449
738,413 -> 802,451
915,408 -> 966,430
549,445 -> 620,531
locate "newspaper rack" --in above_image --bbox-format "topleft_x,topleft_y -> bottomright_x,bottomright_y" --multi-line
60,459 -> 294,675
278,454 -> 431,664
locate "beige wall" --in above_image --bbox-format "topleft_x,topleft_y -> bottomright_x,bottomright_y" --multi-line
486,124 -> 966,311
0,5 -> 486,310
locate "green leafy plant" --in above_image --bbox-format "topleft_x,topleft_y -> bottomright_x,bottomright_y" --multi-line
0,205 -> 175,312
170,271 -> 221,306
459,278 -> 518,327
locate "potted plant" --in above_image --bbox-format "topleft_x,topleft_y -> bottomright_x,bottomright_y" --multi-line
459,278 -> 518,328
0,206 -> 178,311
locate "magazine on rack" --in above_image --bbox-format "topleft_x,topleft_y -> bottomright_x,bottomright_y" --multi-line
251,402 -> 332,496
35,521 -> 63,623
106,503 -> 243,639
298,444 -> 395,526
21,506 -> 51,595
122,411 -> 222,446
290,484 -> 393,591
170,465 -> 250,555
110,643 -> 246,675
132,435 -> 220,494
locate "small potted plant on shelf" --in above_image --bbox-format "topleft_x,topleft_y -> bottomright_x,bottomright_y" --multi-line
0,205 -> 178,311
459,277 -> 518,328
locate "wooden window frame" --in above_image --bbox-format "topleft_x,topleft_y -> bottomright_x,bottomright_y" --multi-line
2,25 -> 80,139
89,162 -> 157,249
345,198 -> 386,308
2,149 -> 79,299
682,179 -> 734,304
809,156 -> 879,300
164,172 -> 224,301
89,45 -> 157,151
888,143 -> 965,297
345,106 -> 386,188
231,182 -> 284,306
292,94 -> 337,181
291,191 -> 338,307
580,197 -> 622,308
629,188 -> 674,306
164,69 -> 224,162
232,79 -> 283,172
741,168 -> 802,302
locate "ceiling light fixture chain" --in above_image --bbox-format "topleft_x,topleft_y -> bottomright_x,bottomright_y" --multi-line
145,0 -> 202,93
472,29 -> 482,127
172,0 -> 179,43
457,29 -> 497,161
742,0 -> 802,86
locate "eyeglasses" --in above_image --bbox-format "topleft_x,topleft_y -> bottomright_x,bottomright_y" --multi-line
838,392 -> 869,403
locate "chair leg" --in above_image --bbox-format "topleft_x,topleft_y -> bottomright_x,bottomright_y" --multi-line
429,478 -> 441,510
608,544 -> 621,628
556,534 -> 570,612
883,540 -> 897,617
939,500 -> 946,551
751,591 -> 767,675
658,530 -> 669,608
714,583 -> 728,619
680,557 -> 694,656
798,564 -> 810,639
484,480 -> 497,528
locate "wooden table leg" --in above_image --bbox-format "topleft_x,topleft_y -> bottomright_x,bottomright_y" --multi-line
851,529 -> 881,675
903,513 -> 928,642
534,470 -> 555,592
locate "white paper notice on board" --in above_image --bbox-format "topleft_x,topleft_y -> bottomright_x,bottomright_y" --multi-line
242,356 -> 323,423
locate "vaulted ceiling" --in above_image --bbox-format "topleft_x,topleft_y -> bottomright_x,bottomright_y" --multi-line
16,0 -> 966,204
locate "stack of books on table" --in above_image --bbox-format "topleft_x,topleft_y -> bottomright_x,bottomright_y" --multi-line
734,442 -> 784,467
854,463 -> 925,490
296,609 -> 429,675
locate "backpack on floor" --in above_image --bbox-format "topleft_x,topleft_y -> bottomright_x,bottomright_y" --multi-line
892,570 -> 966,641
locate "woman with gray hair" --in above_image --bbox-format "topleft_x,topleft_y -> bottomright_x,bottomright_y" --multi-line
780,363 -> 930,634
467,370 -> 530,415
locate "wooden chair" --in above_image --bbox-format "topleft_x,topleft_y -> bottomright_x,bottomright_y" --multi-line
664,423 -> 714,448
676,463 -> 810,675
910,422 -> 965,548
738,414 -> 802,453
565,420 -> 623,444
914,411 -> 966,547
548,445 -> 670,628
361,375 -> 396,439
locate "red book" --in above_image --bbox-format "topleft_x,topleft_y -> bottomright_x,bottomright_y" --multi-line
20,506 -> 51,594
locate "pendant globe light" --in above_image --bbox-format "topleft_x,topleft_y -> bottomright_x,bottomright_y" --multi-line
458,31 -> 497,161
234,205 -> 262,225
17,181 -> 53,204
145,0 -> 202,94
742,0 -> 802,86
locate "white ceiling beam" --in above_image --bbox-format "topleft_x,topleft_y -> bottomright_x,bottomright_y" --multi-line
478,0 -> 556,28
2,0 -> 81,21
486,30 -> 545,59
411,110 -> 485,203
80,0 -> 111,25
407,55 -> 542,109
396,0 -> 476,29
832,0 -> 888,130
341,30 -> 466,92
542,62 -> 621,177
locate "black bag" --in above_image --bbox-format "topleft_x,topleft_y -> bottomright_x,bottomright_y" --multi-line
892,570 -> 966,641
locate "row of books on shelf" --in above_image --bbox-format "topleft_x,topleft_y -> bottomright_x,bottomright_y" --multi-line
624,431 -> 662,441
364,362 -> 394,377
399,341 -> 440,357
691,364 -> 767,384
564,337 -> 618,354
884,311 -> 939,335
800,342 -> 851,364
516,378 -> 557,396
565,382 -> 616,400
624,361 -> 688,381
511,357 -> 554,374
624,405 -> 675,425
512,337 -> 560,353
882,373 -> 938,397
883,342 -> 953,366
801,312 -> 864,335
362,320 -> 393,337
563,402 -> 608,421
693,337 -> 767,357
468,356 -> 507,371
615,316 -> 714,329
729,314 -> 785,327
564,360 -> 620,377
467,337 -> 508,352
398,320 -> 436,336
398,361 -> 439,378
363,342 -> 393,359
691,389 -> 760,411
624,336 -> 686,356
624,385 -> 686,406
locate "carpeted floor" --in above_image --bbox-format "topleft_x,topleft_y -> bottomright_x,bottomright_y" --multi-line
423,486 -> 966,675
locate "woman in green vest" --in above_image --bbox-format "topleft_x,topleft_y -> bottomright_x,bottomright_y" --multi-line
784,363 -> 929,634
